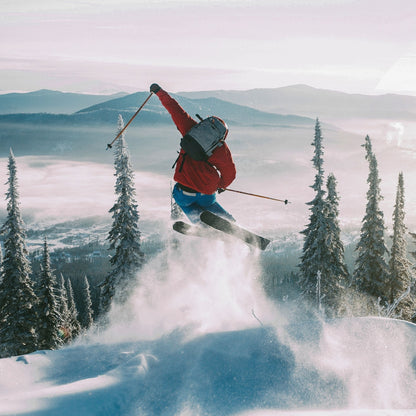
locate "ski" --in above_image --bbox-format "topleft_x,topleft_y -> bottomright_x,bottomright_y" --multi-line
173,220 -> 226,240
199,211 -> 270,250
173,221 -> 207,238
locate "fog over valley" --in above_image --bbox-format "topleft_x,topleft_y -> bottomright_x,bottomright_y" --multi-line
0,86 -> 415,234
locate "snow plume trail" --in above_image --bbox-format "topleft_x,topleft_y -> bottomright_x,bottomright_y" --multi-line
98,233 -> 279,343
316,318 -> 416,409
273,314 -> 416,411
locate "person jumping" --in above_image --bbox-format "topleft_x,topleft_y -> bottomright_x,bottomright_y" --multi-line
150,83 -> 236,223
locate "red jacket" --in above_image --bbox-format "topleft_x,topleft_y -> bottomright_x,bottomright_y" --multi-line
156,89 -> 236,194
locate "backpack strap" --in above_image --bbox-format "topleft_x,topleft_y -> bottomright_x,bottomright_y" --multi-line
172,152 -> 187,172
178,153 -> 187,172
172,151 -> 180,169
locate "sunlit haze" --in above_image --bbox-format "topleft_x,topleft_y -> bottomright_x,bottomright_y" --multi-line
1,0 -> 415,94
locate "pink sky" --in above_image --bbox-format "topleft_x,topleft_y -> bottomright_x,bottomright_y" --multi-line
1,0 -> 415,94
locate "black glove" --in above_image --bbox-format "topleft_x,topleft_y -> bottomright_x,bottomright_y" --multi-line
217,188 -> 226,194
150,83 -> 161,94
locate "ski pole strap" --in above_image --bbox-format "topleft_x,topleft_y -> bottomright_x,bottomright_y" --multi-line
224,188 -> 289,204
106,92 -> 154,150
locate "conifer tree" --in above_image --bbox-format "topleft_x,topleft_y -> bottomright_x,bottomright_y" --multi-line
320,173 -> 349,315
388,172 -> 415,319
36,237 -> 63,350
100,115 -> 145,315
409,233 -> 416,322
353,136 -> 389,302
79,275 -> 93,330
66,278 -> 81,340
0,241 -> 3,276
299,119 -> 329,302
0,150 -> 39,357
56,273 -> 71,342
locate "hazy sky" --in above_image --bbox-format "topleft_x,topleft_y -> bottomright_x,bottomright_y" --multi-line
1,0 -> 416,94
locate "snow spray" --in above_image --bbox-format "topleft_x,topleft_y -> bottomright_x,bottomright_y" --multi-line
98,233 -> 279,343
272,310 -> 416,410
92,229 -> 416,411
316,317 -> 416,409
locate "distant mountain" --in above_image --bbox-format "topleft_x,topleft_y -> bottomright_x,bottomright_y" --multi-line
178,84 -> 416,121
0,89 -> 128,114
76,91 -> 315,127
2,86 -> 415,122
0,91 -> 315,128
76,92 -> 163,114
0,91 -> 316,160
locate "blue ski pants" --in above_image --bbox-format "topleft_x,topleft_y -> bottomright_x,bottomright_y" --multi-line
172,183 -> 235,223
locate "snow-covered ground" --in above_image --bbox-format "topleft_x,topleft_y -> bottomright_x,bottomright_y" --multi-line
1,237 -> 416,416
2,318 -> 416,416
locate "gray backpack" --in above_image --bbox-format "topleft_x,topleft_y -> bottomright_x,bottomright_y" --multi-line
180,115 -> 228,162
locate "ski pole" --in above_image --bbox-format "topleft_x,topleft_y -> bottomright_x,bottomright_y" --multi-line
223,188 -> 289,204
106,92 -> 154,150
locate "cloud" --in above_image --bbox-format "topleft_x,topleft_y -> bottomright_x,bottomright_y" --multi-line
0,156 -> 170,224
2,1 -> 415,95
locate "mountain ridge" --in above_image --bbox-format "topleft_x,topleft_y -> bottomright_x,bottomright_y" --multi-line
0,89 -> 128,115
0,91 -> 316,128
1,84 -> 415,122
177,84 -> 416,121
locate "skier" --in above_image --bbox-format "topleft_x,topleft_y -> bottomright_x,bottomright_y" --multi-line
150,83 -> 236,223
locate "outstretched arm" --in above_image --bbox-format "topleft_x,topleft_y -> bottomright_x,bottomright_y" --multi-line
151,83 -> 197,136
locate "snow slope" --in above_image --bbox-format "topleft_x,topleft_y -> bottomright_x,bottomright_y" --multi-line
1,237 -> 416,416
1,317 -> 416,416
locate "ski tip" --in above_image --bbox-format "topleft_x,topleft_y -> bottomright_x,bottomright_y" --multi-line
173,221 -> 187,231
260,239 -> 271,250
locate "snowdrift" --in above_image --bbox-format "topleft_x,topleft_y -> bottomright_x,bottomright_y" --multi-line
1,239 -> 416,415
1,317 -> 415,415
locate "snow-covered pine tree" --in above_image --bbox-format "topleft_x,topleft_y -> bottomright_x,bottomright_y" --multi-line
66,278 -> 81,340
320,173 -> 349,315
353,135 -> 389,302
56,273 -> 71,342
100,115 -> 145,315
0,240 -> 3,276
0,149 -> 39,357
299,119 -> 331,302
388,172 -> 415,320
409,232 -> 416,322
36,237 -> 63,350
79,275 -> 93,330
